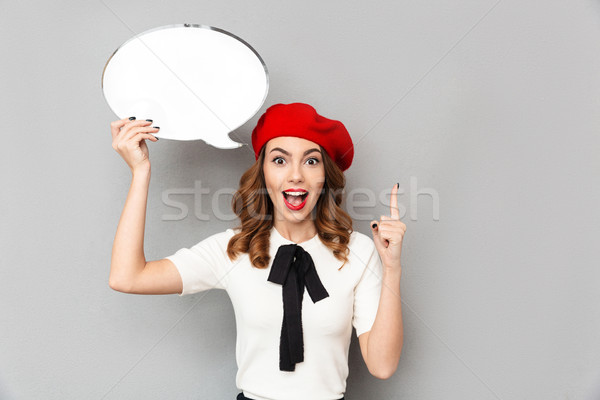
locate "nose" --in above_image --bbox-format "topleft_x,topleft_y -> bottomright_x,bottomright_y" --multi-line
287,162 -> 304,183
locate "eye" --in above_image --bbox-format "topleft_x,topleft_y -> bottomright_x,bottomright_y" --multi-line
272,156 -> 285,165
271,156 -> 320,166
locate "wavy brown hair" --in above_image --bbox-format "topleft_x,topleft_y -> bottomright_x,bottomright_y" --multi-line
226,144 -> 353,270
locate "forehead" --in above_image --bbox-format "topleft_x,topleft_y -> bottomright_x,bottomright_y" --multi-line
265,136 -> 320,153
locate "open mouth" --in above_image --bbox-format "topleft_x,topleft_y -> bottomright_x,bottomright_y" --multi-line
282,191 -> 309,208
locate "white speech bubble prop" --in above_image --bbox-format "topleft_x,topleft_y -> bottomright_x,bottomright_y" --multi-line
101,24 -> 269,148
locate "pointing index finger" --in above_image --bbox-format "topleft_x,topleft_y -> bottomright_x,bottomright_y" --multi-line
390,182 -> 400,219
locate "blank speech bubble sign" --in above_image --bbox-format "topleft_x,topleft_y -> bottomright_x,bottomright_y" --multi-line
101,24 -> 269,148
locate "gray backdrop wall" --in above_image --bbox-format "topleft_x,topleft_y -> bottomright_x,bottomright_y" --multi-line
2,0 -> 599,399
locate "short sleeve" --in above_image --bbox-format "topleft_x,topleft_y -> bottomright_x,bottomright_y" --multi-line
352,240 -> 383,337
165,230 -> 232,296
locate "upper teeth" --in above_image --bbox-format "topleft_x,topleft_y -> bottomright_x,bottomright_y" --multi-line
284,191 -> 307,196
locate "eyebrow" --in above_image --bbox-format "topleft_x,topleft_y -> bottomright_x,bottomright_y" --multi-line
269,147 -> 322,157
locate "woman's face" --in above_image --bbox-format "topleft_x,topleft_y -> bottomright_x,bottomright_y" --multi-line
263,136 -> 326,224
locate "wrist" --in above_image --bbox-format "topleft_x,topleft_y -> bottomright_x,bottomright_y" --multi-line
132,165 -> 151,179
383,264 -> 402,278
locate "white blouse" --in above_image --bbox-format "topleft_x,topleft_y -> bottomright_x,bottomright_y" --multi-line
166,225 -> 383,400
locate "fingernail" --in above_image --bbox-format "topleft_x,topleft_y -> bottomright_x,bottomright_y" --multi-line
372,223 -> 377,229
396,182 -> 399,189
146,119 -> 153,123
128,116 -> 136,120
153,126 -> 160,129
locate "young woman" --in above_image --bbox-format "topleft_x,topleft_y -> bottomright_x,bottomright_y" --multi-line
108,103 -> 405,400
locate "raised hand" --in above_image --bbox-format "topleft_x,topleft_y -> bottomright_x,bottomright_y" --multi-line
370,183 -> 406,272
110,117 -> 160,174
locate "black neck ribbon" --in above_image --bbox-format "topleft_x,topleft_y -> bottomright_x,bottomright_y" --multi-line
267,243 -> 330,371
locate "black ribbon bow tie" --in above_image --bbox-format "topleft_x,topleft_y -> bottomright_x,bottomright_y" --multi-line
267,243 -> 330,371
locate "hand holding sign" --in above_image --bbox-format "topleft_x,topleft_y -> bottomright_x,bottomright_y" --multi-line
110,117 -> 159,174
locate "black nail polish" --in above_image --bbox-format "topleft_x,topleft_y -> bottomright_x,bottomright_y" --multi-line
153,126 -> 160,129
129,116 -> 136,120
146,119 -> 153,123
372,223 -> 377,229
396,182 -> 399,189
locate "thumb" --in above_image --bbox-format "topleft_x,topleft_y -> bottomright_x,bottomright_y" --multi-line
371,220 -> 379,235
370,220 -> 384,252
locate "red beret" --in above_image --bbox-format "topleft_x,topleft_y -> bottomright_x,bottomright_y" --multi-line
251,103 -> 354,172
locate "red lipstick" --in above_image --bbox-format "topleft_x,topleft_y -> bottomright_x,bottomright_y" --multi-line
282,189 -> 309,211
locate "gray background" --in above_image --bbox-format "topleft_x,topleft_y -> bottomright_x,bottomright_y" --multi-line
1,0 -> 599,399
